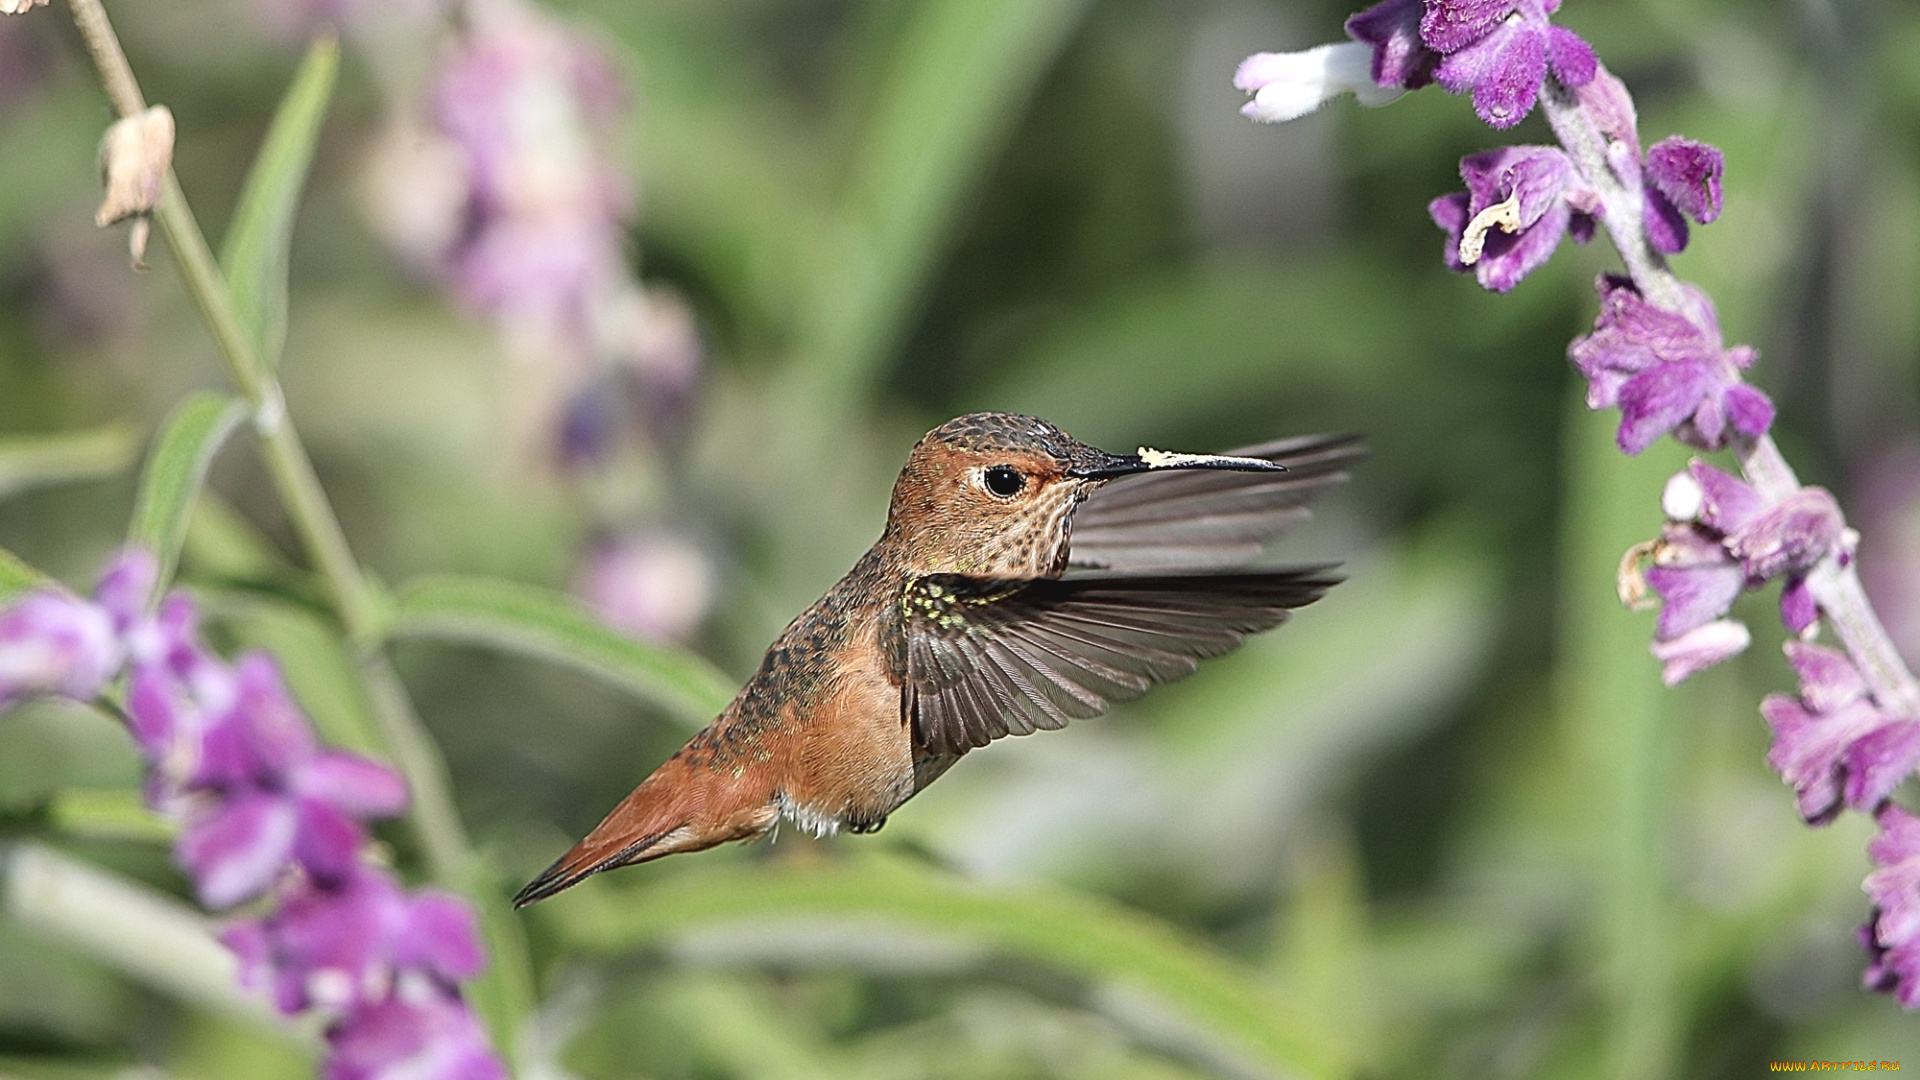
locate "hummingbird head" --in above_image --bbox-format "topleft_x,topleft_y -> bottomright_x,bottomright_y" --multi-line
885,412 -> 1284,577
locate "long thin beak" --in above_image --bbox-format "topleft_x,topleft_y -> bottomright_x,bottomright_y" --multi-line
1067,446 -> 1288,480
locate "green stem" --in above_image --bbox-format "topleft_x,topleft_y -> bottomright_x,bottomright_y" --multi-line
64,0 -> 470,884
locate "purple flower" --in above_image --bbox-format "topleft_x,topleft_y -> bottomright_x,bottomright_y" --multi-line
1864,804 -> 1920,1007
1639,136 -> 1726,254
225,864 -> 483,1014
1762,643 -> 1920,825
1421,0 -> 1596,128
428,6 -> 631,350
166,656 -> 407,908
0,592 -> 120,709
1645,522 -> 1744,642
1650,619 -> 1751,687
324,982 -> 506,1080
1569,275 -> 1774,454
574,530 -> 715,643
1429,145 -> 1596,292
0,548 -> 154,711
1344,0 -> 1437,91
1234,42 -> 1406,123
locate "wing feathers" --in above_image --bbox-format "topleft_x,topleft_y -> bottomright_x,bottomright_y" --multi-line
905,570 -> 1339,756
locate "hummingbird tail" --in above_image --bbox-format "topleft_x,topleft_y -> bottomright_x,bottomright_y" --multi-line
513,756 -> 776,907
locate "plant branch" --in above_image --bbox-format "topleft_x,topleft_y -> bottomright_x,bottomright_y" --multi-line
1539,74 -> 1920,718
63,0 -> 472,883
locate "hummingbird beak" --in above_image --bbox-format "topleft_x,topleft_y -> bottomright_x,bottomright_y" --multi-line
1067,446 -> 1289,480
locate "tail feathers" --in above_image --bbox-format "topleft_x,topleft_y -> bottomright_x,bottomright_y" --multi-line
512,755 -> 777,908
512,824 -> 678,908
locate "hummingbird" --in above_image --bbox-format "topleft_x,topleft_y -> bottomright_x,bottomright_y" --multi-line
514,412 -> 1359,907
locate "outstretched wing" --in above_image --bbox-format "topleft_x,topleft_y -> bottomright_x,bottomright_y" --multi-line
902,570 -> 1339,757
1067,434 -> 1363,571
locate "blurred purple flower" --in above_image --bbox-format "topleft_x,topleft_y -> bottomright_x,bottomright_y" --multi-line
225,864 -> 482,1014
1864,804 -> 1920,1007
0,548 -> 153,710
1430,144 -> 1597,292
428,1 -> 630,351
325,980 -> 506,1080
575,530 -> 715,643
1569,275 -> 1773,454
1762,643 -> 1920,825
166,656 -> 407,908
1650,619 -> 1750,687
0,550 -> 505,1075
1344,0 -> 1436,91
1421,0 -> 1595,128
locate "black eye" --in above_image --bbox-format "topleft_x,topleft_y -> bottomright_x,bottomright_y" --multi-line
983,465 -> 1026,498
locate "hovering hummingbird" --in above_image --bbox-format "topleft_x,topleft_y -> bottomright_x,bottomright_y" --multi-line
514,413 -> 1359,906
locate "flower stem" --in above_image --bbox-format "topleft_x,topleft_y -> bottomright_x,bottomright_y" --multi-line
63,0 -> 471,884
1539,72 -> 1920,718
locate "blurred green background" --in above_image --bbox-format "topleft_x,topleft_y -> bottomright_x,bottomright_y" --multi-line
5,0 -> 1920,1077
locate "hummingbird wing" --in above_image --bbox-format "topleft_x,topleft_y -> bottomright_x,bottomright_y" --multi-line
902,569 -> 1339,757
1067,433 -> 1363,571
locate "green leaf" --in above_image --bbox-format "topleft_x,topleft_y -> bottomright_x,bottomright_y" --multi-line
388,574 -> 734,727
0,422 -> 140,502
0,544 -> 45,602
129,393 -> 248,592
219,36 -> 339,370
551,854 -> 1352,1080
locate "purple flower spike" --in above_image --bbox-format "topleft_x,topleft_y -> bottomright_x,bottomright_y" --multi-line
1431,145 -> 1595,292
1568,275 -> 1774,453
1344,0 -> 1436,90
1763,643 -> 1920,824
1862,804 -> 1920,1008
1425,0 -> 1596,128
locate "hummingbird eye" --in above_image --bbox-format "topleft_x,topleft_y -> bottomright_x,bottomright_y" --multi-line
982,465 -> 1026,498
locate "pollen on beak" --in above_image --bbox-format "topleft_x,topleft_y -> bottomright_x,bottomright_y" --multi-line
1067,447 -> 1288,480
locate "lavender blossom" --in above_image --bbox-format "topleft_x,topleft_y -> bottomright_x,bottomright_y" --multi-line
1429,144 -> 1596,292
1421,0 -> 1595,128
1638,462 -> 1845,684
1763,644 -> 1920,825
223,863 -> 482,1014
428,0 -> 629,352
0,549 -> 151,709
0,551 -> 506,1076
1568,275 -> 1773,454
